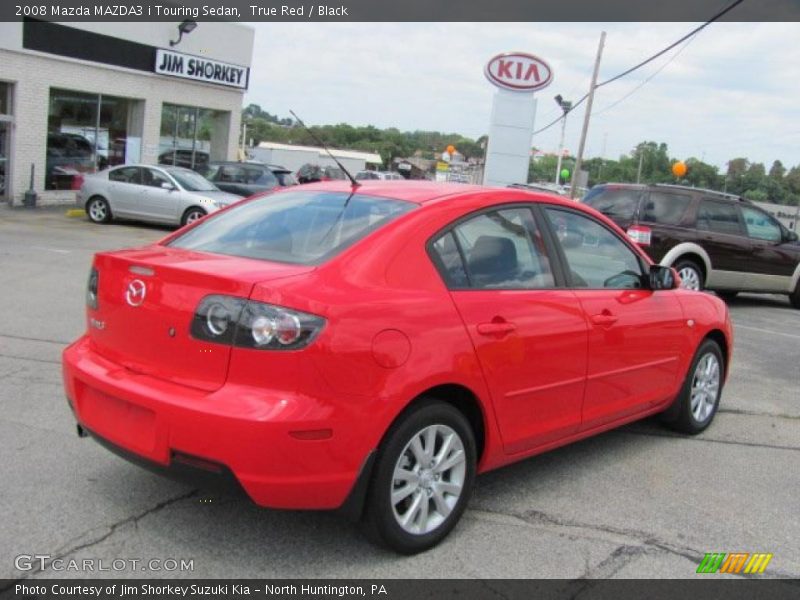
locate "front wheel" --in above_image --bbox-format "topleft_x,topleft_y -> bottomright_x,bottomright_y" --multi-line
675,259 -> 704,291
181,207 -> 206,227
363,400 -> 476,554
662,339 -> 724,434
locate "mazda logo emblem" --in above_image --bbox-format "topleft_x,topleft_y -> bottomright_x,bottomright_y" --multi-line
126,280 -> 147,307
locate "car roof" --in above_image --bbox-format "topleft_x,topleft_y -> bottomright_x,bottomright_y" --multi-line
288,180 -> 588,208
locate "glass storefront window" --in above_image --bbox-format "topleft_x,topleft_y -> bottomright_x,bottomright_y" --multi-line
160,103 -> 226,172
45,88 -> 142,190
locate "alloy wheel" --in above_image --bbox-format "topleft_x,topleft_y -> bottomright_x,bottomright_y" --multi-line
88,200 -> 107,222
690,352 -> 720,423
390,424 -> 466,535
678,266 -> 701,291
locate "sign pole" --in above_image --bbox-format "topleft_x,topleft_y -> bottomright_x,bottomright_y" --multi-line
570,31 -> 606,199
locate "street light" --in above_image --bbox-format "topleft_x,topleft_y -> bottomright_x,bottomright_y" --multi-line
554,95 -> 572,186
170,20 -> 198,47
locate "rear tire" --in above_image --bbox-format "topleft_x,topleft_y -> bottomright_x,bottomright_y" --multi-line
675,259 -> 704,291
790,282 -> 800,309
86,196 -> 111,224
181,207 -> 206,227
661,339 -> 724,435
362,399 -> 476,554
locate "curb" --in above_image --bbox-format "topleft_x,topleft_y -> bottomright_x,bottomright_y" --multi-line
65,209 -> 85,218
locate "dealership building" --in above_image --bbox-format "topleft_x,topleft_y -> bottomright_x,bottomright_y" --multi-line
0,19 -> 254,206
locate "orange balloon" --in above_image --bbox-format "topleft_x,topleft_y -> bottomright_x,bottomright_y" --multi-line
672,161 -> 687,177
446,145 -> 456,155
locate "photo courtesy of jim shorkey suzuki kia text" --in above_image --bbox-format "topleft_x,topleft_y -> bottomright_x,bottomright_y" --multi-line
17,4 -> 351,17
14,584 -> 388,597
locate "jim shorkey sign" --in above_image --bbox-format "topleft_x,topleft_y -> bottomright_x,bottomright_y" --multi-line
482,52 -> 553,188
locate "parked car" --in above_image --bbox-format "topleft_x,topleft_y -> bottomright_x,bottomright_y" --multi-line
64,181 -> 732,553
296,163 -> 347,184
79,164 -> 241,227
158,149 -> 210,171
46,132 -> 98,190
583,183 -> 800,306
509,182 -> 568,196
355,171 -> 404,181
201,161 -> 297,197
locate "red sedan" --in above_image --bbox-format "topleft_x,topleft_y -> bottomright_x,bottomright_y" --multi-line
63,181 -> 732,553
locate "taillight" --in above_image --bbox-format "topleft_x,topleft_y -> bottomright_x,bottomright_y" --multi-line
191,295 -> 325,351
86,267 -> 99,309
71,174 -> 85,191
627,225 -> 652,246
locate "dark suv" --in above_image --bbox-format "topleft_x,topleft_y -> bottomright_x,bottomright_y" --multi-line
583,183 -> 800,307
201,161 -> 297,197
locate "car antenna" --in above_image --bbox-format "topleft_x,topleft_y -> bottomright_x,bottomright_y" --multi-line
289,110 -> 360,188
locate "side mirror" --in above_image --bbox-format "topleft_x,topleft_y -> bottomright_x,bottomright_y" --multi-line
161,182 -> 175,191
785,230 -> 799,243
649,265 -> 678,290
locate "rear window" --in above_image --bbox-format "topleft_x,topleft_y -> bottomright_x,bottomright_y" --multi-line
583,188 -> 641,221
641,192 -> 692,225
168,191 -> 416,265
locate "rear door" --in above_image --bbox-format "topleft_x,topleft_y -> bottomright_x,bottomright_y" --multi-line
694,198 -> 752,276
542,206 -> 687,430
430,205 -> 589,454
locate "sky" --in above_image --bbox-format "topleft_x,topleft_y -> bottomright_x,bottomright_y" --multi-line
243,22 -> 800,171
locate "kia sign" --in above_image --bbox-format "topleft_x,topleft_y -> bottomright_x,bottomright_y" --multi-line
484,52 -> 553,92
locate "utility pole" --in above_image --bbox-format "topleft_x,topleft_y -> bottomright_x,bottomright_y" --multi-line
554,95 -> 572,186
570,30 -> 606,200
636,147 -> 644,184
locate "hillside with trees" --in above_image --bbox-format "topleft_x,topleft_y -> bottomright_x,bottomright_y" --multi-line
242,105 -> 800,207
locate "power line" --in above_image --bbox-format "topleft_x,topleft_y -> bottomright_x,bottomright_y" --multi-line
532,0 -> 746,136
592,33 -> 699,117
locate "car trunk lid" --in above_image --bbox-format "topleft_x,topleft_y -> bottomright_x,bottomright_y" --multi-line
89,245 -> 313,391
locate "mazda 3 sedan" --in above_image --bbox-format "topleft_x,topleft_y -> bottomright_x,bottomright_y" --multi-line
63,181 -> 732,553
79,165 -> 242,227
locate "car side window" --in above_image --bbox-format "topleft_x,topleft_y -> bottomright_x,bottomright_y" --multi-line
142,168 -> 172,189
740,206 -> 782,242
641,192 -> 692,225
583,189 -> 640,221
248,167 -> 277,186
545,208 -> 644,289
219,166 -> 247,183
108,167 -> 141,184
431,207 -> 555,290
696,199 -> 743,235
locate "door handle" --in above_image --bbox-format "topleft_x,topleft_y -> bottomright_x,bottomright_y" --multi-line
590,311 -> 618,327
477,321 -> 516,336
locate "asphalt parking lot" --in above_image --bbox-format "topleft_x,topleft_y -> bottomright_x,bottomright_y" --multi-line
1,206 -> 798,580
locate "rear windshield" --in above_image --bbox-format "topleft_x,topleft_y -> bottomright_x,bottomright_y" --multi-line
583,187 -> 641,221
168,191 -> 416,265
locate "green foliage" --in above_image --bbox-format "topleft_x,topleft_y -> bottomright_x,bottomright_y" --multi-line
241,106 -> 800,207
241,105 -> 484,167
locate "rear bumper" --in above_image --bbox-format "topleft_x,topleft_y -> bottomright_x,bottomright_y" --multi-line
62,335 -> 364,510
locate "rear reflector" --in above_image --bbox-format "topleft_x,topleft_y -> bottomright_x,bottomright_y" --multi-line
289,429 -> 333,440
172,452 -> 224,473
627,225 -> 652,246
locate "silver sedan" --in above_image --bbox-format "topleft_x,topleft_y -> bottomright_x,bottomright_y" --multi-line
79,164 -> 243,227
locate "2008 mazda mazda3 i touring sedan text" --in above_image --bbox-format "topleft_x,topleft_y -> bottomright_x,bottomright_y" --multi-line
62,181 -> 733,553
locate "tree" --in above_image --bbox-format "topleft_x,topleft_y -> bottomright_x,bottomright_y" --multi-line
769,160 -> 786,180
